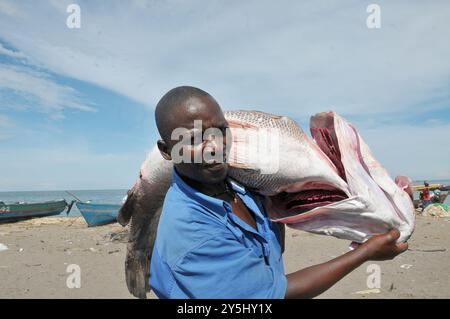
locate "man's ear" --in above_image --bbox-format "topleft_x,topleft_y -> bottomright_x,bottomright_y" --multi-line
157,139 -> 172,161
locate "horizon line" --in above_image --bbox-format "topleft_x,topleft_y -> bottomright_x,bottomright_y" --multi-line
1,178 -> 450,193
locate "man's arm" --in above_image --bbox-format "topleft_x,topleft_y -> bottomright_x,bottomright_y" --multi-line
285,229 -> 408,299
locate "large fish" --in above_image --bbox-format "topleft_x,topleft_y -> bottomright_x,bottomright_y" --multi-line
118,110 -> 415,298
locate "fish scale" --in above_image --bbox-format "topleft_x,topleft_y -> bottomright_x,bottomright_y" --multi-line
224,110 -> 347,195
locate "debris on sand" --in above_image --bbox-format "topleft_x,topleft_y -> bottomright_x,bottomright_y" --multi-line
400,264 -> 413,269
0,243 -> 8,252
419,204 -> 450,218
353,288 -> 381,295
106,229 -> 129,243
409,247 -> 446,253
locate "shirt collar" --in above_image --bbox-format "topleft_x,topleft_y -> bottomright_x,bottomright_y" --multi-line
172,168 -> 270,240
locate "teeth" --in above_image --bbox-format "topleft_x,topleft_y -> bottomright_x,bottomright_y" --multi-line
272,188 -> 348,212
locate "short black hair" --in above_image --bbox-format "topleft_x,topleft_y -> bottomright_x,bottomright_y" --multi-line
155,86 -> 212,142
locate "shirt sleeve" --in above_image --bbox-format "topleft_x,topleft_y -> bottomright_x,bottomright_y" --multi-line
170,233 -> 287,299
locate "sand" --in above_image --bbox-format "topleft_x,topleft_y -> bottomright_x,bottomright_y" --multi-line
0,214 -> 449,299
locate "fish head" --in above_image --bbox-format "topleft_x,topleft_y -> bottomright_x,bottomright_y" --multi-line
224,110 -> 414,243
267,111 -> 415,243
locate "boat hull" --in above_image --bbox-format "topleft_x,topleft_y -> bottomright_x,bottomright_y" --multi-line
76,202 -> 120,227
0,200 -> 68,223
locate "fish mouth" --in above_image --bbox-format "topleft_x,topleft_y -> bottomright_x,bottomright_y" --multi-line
310,113 -> 347,182
270,188 -> 348,218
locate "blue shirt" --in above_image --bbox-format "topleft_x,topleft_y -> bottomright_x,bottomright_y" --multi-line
149,169 -> 287,299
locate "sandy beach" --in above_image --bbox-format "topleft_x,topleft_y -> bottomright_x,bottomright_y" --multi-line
0,214 -> 449,299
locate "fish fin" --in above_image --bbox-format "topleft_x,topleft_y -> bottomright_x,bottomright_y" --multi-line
395,175 -> 414,200
117,186 -> 137,226
125,249 -> 150,299
125,214 -> 151,299
125,206 -> 162,299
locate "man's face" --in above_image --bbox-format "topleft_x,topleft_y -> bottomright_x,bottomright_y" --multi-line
164,95 -> 230,184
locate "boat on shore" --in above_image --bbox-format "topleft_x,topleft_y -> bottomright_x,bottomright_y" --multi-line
0,200 -> 73,223
75,202 -> 120,227
413,184 -> 444,192
412,184 -> 449,209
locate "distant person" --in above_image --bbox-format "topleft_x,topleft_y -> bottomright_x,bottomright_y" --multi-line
421,182 -> 432,211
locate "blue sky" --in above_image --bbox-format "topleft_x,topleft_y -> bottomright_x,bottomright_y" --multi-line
0,0 -> 449,191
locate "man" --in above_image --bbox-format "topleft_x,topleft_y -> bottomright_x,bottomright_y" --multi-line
149,86 -> 408,299
421,181 -> 432,211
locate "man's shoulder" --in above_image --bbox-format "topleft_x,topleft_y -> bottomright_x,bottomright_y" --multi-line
159,184 -> 225,225
154,185 -> 228,266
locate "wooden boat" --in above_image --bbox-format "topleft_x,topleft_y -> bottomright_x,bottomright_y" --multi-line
0,200 -> 71,223
76,202 -> 120,227
412,184 -> 443,192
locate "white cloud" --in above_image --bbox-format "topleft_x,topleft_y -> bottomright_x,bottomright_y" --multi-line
0,43 -> 26,59
0,0 -> 20,17
0,1 -> 449,116
0,64 -> 96,119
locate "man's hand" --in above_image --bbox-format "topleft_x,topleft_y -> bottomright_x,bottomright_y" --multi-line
285,228 -> 409,298
360,229 -> 408,261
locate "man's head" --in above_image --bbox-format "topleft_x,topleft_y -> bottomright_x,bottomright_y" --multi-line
424,181 -> 429,187
155,86 -> 229,184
